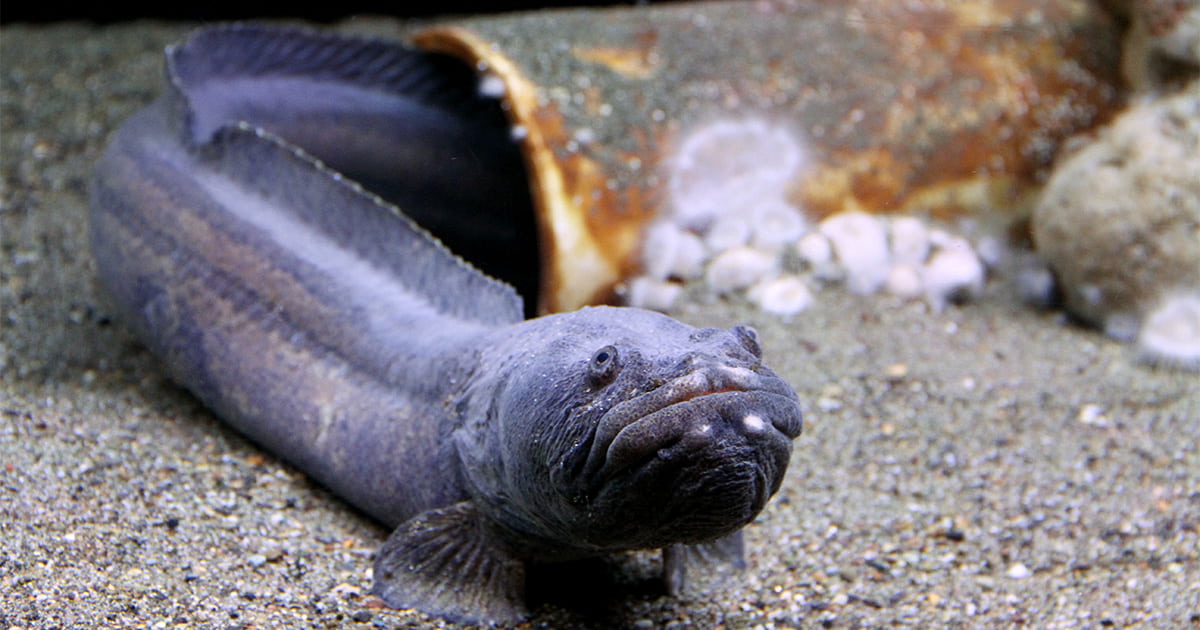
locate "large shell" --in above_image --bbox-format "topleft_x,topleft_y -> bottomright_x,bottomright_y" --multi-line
413,0 -> 1125,313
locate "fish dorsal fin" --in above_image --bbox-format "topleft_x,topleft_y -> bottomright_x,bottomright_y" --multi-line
198,120 -> 525,326
160,24 -> 524,326
166,22 -> 492,141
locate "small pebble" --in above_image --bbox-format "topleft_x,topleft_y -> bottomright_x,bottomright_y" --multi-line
1076,404 -> 1109,426
884,363 -> 909,378
1006,563 -> 1032,579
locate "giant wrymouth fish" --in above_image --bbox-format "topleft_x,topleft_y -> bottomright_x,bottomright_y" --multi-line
89,24 -> 803,623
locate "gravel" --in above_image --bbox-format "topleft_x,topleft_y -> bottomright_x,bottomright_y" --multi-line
3,20 -> 1198,630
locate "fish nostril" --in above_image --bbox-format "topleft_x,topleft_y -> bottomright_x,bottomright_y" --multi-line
731,325 -> 762,360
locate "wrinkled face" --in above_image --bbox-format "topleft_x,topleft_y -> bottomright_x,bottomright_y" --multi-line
458,307 -> 802,555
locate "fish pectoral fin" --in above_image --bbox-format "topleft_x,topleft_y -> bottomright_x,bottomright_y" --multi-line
371,501 -> 527,624
663,531 -> 747,596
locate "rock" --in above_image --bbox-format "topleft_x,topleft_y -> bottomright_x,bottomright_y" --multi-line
705,247 -> 778,294
820,211 -> 890,295
1137,291 -> 1200,371
922,246 -> 986,311
889,216 -> 931,265
1032,84 -> 1200,349
622,276 -> 684,312
749,275 -> 814,317
641,222 -> 706,281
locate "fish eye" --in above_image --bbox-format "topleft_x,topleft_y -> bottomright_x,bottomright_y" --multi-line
732,325 -> 762,359
588,345 -> 620,385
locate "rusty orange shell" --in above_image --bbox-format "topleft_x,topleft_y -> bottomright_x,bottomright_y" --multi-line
412,0 -> 1125,313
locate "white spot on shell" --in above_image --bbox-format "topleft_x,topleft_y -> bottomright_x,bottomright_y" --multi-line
478,73 -> 506,99
573,127 -> 596,145
820,211 -> 890,295
668,119 -> 805,231
1137,292 -> 1200,371
705,247 -> 778,293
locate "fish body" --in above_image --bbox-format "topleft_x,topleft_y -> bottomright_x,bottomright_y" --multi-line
90,24 -> 802,623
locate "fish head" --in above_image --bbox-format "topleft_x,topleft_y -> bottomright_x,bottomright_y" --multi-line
459,306 -> 802,555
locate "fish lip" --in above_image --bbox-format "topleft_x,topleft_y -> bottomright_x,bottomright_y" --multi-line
573,366 -> 801,488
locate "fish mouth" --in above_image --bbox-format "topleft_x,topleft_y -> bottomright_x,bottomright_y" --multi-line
570,365 -> 803,493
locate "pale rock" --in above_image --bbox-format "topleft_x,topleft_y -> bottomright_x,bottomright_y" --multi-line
641,222 -> 707,281
1137,291 -> 1200,371
889,216 -> 931,265
885,262 -> 924,299
922,247 -> 985,310
749,275 -> 813,317
705,246 -> 778,293
795,231 -> 833,266
704,213 -> 753,253
1033,85 -> 1200,355
622,276 -> 684,312
750,199 -> 808,251
820,211 -> 890,295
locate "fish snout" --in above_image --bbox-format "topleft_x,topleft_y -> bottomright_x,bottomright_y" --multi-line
603,386 -> 800,482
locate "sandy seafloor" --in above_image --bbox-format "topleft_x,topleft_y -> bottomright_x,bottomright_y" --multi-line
1,19 -> 1198,630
